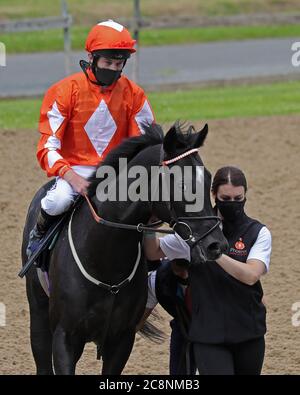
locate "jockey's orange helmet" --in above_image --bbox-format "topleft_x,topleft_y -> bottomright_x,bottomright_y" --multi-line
85,20 -> 136,56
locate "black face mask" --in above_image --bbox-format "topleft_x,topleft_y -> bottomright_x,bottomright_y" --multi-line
93,67 -> 121,86
216,198 -> 246,222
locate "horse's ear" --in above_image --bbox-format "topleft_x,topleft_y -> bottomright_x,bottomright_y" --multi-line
163,125 -> 178,154
192,123 -> 208,148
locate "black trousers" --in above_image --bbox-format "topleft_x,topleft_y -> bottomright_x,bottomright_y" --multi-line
169,319 -> 196,375
193,337 -> 265,375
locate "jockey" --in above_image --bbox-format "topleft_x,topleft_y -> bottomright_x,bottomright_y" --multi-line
26,19 -> 155,257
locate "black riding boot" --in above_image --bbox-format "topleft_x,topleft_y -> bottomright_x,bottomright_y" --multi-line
26,209 -> 59,258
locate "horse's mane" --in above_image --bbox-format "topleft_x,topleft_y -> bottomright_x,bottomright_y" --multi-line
88,123 -> 164,196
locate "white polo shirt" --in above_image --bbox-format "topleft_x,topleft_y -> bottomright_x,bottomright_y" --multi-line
146,227 -> 272,310
159,227 -> 271,271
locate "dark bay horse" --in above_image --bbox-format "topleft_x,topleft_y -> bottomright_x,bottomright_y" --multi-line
21,122 -> 227,375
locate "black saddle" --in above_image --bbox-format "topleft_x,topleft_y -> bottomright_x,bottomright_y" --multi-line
19,196 -> 84,278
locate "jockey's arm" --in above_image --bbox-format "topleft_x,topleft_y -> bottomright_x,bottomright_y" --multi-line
63,169 -> 90,196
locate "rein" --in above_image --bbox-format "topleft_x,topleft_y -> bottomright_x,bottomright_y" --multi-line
83,147 -> 203,235
83,193 -> 173,234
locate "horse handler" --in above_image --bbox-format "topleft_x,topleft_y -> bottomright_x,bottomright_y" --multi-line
144,166 -> 272,375
27,19 -> 154,257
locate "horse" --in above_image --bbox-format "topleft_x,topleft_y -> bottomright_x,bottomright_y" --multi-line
21,122 -> 228,375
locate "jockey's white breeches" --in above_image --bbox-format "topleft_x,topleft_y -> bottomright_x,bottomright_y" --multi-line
41,165 -> 96,216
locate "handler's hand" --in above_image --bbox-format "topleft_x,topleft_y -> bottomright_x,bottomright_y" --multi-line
63,169 -> 90,195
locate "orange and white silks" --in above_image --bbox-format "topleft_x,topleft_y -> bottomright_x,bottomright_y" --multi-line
37,69 -> 155,177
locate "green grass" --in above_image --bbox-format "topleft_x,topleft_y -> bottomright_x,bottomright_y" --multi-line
0,80 -> 299,130
150,80 -> 300,121
1,24 -> 300,54
140,24 -> 300,46
0,0 -> 299,21
0,99 -> 41,129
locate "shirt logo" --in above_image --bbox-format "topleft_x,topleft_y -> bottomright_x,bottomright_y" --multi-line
235,238 -> 245,250
229,237 -> 248,256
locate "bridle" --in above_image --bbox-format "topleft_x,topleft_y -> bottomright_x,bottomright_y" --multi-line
158,145 -> 221,249
84,145 -> 221,248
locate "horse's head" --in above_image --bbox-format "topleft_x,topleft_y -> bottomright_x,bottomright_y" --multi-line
89,121 -> 227,264
152,122 -> 228,264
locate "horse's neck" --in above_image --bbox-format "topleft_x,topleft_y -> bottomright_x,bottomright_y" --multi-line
92,147 -> 161,225
92,195 -> 150,226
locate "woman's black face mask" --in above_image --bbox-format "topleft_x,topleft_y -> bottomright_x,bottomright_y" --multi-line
215,198 -> 246,222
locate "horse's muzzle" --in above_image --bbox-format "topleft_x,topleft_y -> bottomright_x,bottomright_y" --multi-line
191,240 -> 228,264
